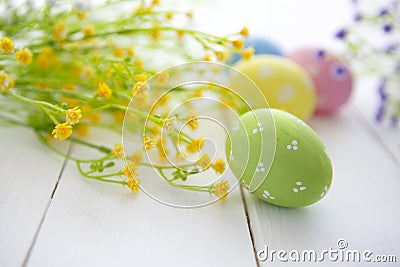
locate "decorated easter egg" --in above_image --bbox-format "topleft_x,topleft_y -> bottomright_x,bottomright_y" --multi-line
226,108 -> 333,207
287,47 -> 353,115
232,55 -> 316,120
230,36 -> 284,64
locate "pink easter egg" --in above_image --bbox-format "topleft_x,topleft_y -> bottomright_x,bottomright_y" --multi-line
287,47 -> 353,115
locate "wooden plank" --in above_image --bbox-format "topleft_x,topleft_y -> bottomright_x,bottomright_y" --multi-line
243,104 -> 400,266
0,127 -> 68,267
25,128 -> 258,267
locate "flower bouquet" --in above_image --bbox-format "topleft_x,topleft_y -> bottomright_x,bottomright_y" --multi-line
0,0 -> 253,204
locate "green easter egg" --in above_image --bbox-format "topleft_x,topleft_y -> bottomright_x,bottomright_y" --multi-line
226,108 -> 332,207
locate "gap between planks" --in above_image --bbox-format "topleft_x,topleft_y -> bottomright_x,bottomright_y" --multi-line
240,185 -> 261,267
21,144 -> 72,267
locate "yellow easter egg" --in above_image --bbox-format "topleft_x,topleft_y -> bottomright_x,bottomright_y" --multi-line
232,55 -> 316,120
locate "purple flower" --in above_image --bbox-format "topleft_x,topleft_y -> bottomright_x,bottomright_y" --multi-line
383,24 -> 393,33
385,43 -> 398,53
376,105 -> 385,122
379,8 -> 389,16
335,28 -> 348,39
354,13 -> 362,21
378,79 -> 387,101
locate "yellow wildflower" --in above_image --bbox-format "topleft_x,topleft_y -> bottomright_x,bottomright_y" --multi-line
197,154 -> 211,170
62,83 -> 75,91
35,82 -> 49,89
97,81 -> 112,99
157,137 -> 169,162
124,161 -> 138,178
81,105 -> 101,124
86,113 -> 100,123
193,89 -> 203,98
155,71 -> 169,86
36,47 -> 56,69
113,111 -> 125,122
134,58 -> 144,68
75,124 -> 89,137
37,57 -> 49,69
65,106 -> 82,125
240,26 -> 249,37
143,136 -> 157,151
162,117 -> 176,133
240,47 -> 254,61
127,177 -> 141,193
214,179 -> 230,199
91,54 -> 100,63
206,83 -> 216,89
112,143 -> 124,158
83,25 -> 95,37
166,11 -> 173,20
186,138 -> 204,153
76,11 -> 88,20
152,0 -> 160,5
129,151 -> 143,166
177,30 -> 185,39
156,94 -> 170,106
151,29 -> 162,41
135,73 -> 148,83
0,72 -> 14,93
215,51 -> 228,61
133,92 -> 148,109
212,158 -> 226,175
52,123 -> 72,140
53,21 -> 67,42
127,47 -> 135,57
203,53 -> 212,61
232,38 -> 244,50
186,110 -> 199,131
148,124 -> 159,137
186,11 -> 193,19
0,37 -> 14,54
114,47 -> 124,58
131,81 -> 144,95
16,48 -> 33,66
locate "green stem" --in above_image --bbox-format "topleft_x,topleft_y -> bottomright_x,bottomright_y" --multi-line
15,86 -> 92,101
10,93 -> 65,112
157,168 -> 212,193
142,162 -> 197,170
69,137 -> 112,154
76,161 -> 125,183
35,130 -> 109,163
39,105 -> 59,125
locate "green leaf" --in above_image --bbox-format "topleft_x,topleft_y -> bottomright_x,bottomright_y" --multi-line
104,161 -> 115,168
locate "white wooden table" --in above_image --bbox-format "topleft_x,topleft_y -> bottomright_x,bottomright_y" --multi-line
1,0 -> 399,266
